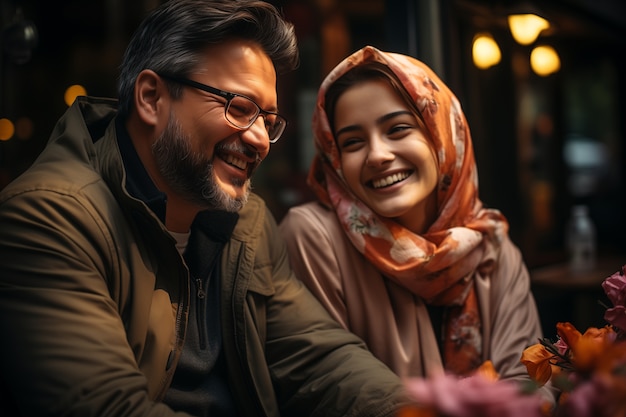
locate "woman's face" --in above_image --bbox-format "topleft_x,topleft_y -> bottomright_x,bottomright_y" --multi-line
333,78 -> 439,233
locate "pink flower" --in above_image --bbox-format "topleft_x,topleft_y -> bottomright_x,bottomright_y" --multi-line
602,265 -> 626,307
605,305 -> 626,334
556,379 -> 601,417
404,372 -> 545,417
556,373 -> 626,417
602,265 -> 626,334
554,337 -> 569,355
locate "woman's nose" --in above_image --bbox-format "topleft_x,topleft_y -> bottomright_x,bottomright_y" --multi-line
365,139 -> 394,166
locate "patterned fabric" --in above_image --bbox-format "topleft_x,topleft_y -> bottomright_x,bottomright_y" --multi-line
308,46 -> 509,374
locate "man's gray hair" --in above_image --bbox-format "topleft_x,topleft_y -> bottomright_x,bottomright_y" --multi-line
117,0 -> 298,118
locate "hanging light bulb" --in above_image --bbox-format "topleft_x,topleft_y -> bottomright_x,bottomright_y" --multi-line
472,33 -> 501,69
530,45 -> 561,76
508,14 -> 549,45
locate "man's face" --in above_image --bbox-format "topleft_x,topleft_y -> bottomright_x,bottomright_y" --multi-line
153,39 -> 278,211
152,114 -> 249,212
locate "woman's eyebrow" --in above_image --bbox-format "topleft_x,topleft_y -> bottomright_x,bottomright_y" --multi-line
376,110 -> 413,124
335,110 -> 413,137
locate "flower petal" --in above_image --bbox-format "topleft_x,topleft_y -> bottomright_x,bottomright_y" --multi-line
520,344 -> 553,385
605,306 -> 626,334
602,265 -> 626,306
556,322 -> 582,349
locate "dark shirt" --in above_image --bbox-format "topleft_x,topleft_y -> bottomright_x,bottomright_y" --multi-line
116,118 -> 239,416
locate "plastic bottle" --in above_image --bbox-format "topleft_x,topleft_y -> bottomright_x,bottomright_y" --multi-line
566,205 -> 596,272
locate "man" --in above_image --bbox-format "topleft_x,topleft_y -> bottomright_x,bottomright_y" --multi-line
0,1 -> 410,416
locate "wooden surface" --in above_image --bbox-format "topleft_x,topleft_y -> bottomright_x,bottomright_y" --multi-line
530,255 -> 624,337
530,256 -> 624,289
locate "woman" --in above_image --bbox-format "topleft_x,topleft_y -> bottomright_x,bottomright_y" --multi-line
279,46 -> 545,386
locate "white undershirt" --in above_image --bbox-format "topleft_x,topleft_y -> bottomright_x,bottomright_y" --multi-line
169,230 -> 190,256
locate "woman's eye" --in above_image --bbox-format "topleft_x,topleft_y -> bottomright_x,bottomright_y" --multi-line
388,124 -> 412,136
338,137 -> 363,150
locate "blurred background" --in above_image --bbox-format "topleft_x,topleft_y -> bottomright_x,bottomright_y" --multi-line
1,0 -> 625,334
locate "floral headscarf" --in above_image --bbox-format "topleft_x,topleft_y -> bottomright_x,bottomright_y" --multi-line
308,46 -> 509,374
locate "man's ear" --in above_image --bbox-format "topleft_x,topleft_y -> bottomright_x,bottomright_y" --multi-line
134,69 -> 167,126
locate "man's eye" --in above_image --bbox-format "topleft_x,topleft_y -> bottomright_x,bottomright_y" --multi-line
229,96 -> 257,118
229,104 -> 249,117
264,115 -> 276,129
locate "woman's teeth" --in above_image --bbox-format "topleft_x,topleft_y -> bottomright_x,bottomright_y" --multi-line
372,171 -> 409,189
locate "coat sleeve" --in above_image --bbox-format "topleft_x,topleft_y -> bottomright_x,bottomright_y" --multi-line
278,204 -> 351,328
0,188 -> 189,417
482,236 -> 558,404
263,206 -> 411,417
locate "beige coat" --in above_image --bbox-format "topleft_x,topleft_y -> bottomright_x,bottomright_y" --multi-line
280,201 -> 544,385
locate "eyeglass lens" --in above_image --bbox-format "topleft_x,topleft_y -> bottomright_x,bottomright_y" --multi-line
226,96 -> 285,142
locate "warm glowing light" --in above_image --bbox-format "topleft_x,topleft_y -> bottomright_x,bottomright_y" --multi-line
530,45 -> 561,76
472,33 -> 501,69
64,84 -> 87,106
508,14 -> 549,45
0,118 -> 15,141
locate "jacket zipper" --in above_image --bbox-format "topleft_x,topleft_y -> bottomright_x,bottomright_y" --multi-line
196,277 -> 206,299
194,275 -> 208,350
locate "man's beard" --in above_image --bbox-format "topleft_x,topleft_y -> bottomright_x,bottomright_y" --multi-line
151,113 -> 250,212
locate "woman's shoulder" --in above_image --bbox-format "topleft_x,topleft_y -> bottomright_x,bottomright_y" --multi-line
279,201 -> 353,256
485,233 -> 531,292
494,233 -> 523,265
281,200 -> 340,230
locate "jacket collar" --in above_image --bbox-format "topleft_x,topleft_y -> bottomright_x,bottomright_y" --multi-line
114,115 -> 238,239
115,117 -> 168,223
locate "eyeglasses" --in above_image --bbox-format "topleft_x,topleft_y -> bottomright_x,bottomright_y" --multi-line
157,73 -> 287,143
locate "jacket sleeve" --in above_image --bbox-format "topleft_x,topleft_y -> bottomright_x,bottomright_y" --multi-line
0,189 -> 190,417
263,207 -> 411,417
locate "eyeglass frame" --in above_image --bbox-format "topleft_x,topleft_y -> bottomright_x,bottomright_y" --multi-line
156,72 -> 287,143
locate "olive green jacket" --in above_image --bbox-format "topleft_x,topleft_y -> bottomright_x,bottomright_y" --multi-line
0,97 -> 409,417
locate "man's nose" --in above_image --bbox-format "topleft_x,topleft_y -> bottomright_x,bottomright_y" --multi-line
239,116 -> 270,157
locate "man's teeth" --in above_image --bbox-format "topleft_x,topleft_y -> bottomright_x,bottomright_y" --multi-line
372,172 -> 409,189
224,154 -> 247,170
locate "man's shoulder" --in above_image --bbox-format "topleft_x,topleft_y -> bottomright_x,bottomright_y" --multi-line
231,193 -> 269,240
0,157 -> 105,204
1,98 -> 119,204
238,193 -> 265,218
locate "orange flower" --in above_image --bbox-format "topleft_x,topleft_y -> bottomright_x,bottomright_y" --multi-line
556,322 -> 582,349
558,323 -> 616,372
521,343 -> 554,385
595,339 -> 626,375
397,406 -> 437,417
474,360 -> 499,381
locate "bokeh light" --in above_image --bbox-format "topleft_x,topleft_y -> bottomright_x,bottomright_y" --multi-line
64,84 -> 87,106
530,45 -> 561,76
0,118 -> 15,141
472,33 -> 501,69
